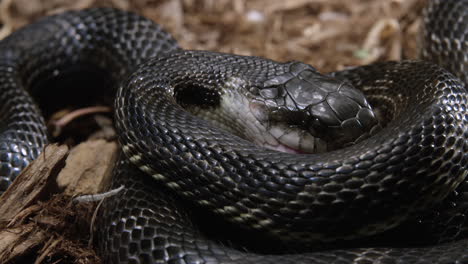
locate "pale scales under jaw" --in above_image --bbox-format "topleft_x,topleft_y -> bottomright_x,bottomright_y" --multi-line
182,76 -> 330,154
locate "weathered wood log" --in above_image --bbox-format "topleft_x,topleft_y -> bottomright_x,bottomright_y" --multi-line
56,139 -> 118,196
0,144 -> 69,224
0,140 -> 116,263
0,224 -> 48,262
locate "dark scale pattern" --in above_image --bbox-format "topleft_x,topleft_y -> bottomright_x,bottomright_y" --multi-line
0,8 -> 179,193
0,63 -> 48,189
116,51 -> 467,243
100,159 -> 468,264
422,0 -> 468,88
0,3 -> 465,264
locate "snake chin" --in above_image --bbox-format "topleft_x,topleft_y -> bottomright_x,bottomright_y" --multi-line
265,125 -> 328,153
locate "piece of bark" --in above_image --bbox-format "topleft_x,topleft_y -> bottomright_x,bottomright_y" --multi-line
0,224 -> 47,263
56,139 -> 118,196
0,144 -> 69,224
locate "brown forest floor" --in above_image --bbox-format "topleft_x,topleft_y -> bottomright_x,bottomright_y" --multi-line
1,0 -> 425,72
0,0 -> 426,263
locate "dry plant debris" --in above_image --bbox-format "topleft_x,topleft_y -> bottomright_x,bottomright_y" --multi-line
0,0 -> 425,72
0,0 -> 428,263
0,143 -> 112,263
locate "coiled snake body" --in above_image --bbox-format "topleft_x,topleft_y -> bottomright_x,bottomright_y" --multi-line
0,0 -> 467,263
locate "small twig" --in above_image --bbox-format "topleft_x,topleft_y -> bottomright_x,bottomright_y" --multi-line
34,236 -> 63,264
49,106 -> 112,138
73,185 -> 124,203
88,197 -> 105,247
71,185 -> 125,247
359,18 -> 401,64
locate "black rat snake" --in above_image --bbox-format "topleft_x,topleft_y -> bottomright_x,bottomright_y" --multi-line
0,0 -> 467,263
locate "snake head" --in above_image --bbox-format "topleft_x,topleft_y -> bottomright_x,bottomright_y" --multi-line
259,62 -> 379,153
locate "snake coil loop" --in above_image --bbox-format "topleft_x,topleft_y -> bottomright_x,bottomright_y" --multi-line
0,1 -> 466,263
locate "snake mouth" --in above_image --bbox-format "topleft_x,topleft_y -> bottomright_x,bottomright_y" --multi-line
264,125 -> 327,154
